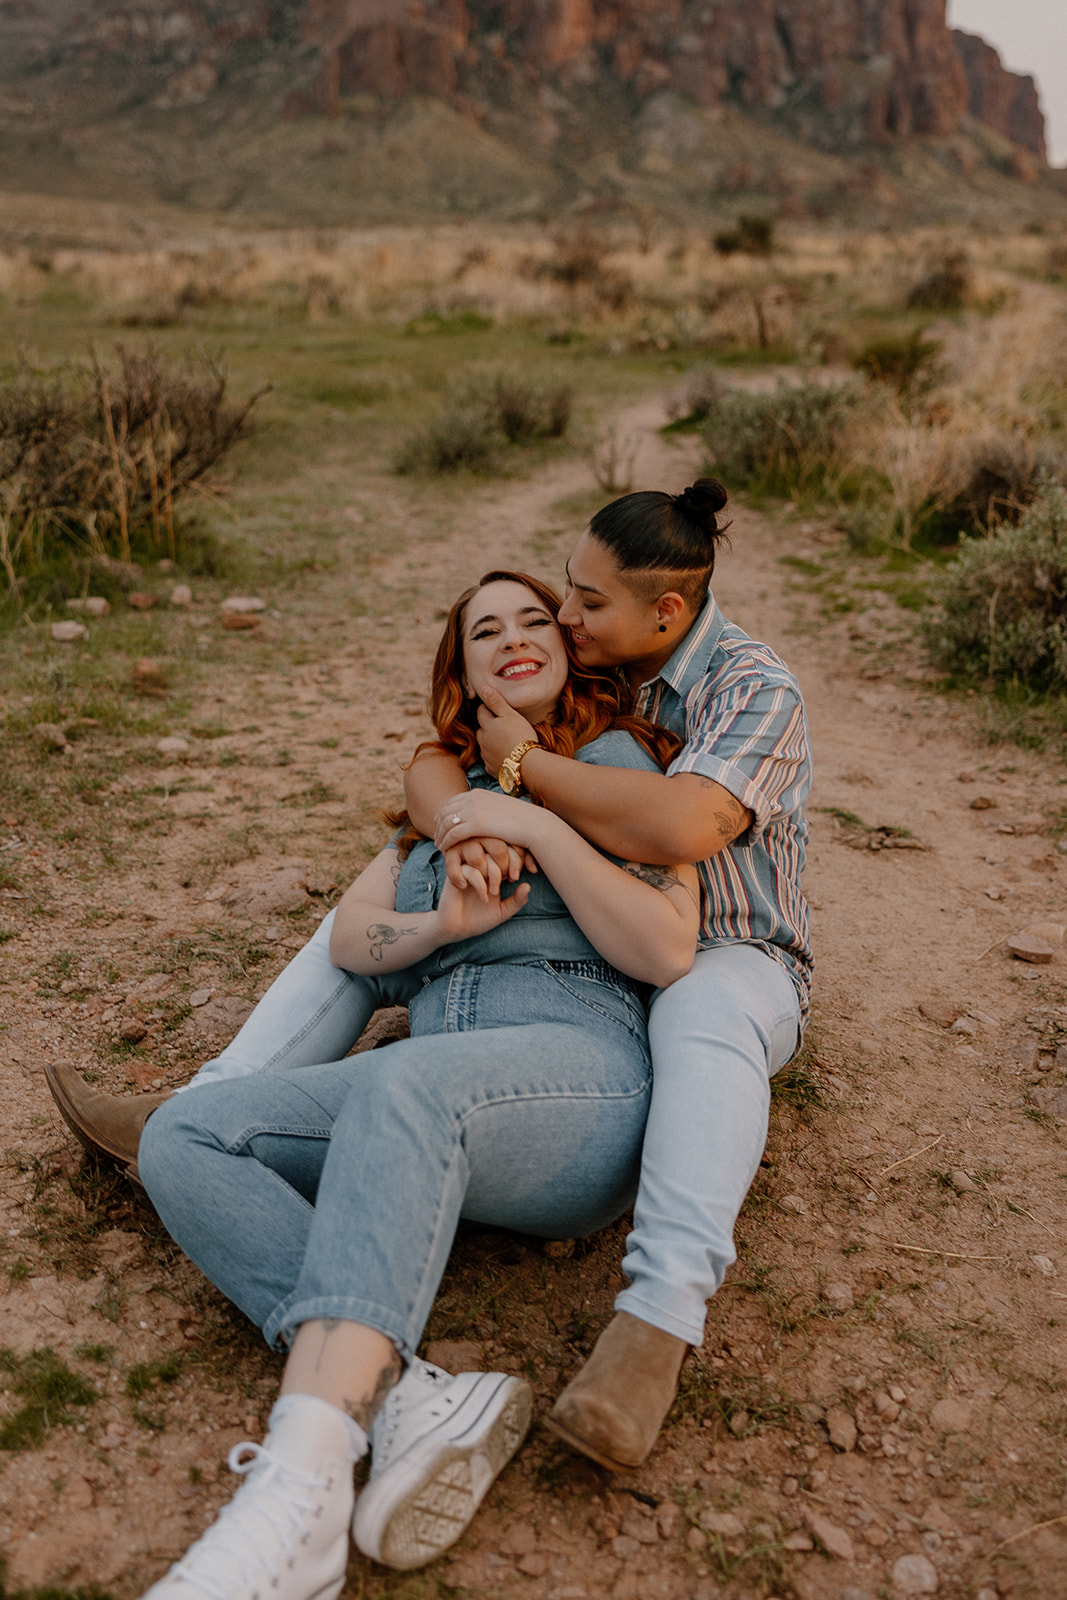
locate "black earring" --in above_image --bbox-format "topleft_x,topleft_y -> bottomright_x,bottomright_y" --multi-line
658,624 -> 667,633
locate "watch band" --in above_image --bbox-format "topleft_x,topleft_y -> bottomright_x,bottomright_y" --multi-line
499,738 -> 540,794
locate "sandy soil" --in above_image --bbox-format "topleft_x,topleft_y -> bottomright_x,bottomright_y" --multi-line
1,394 -> 1065,1600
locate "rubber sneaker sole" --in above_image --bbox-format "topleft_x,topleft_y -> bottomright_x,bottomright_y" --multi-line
354,1375 -> 532,1570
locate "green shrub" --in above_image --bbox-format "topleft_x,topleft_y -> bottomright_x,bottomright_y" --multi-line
0,347 -> 262,592
924,481 -> 1067,688
713,214 -> 775,257
906,251 -> 972,311
395,364 -> 571,475
701,378 -> 867,498
853,331 -> 941,392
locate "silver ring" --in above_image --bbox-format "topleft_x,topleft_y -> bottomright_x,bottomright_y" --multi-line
450,813 -> 462,825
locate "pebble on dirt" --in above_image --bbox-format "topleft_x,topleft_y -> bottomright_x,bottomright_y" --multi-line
66,596 -> 110,616
930,1397 -> 972,1431
128,592 -> 159,610
826,1404 -> 858,1452
804,1509 -> 855,1561
823,1279 -> 854,1310
170,584 -> 193,605
220,596 -> 267,613
1008,933 -> 1055,963
32,723 -> 71,752
50,620 -> 87,642
891,1551 -> 939,1593
156,736 -> 190,757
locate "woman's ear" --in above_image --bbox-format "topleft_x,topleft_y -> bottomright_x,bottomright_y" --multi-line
655,591 -> 688,631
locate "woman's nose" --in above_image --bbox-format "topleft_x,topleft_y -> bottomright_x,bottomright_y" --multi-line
558,596 -> 578,624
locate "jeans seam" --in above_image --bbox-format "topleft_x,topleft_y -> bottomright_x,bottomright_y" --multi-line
254,975 -> 362,1072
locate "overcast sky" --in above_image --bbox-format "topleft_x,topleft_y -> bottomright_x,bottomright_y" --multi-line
948,0 -> 1067,165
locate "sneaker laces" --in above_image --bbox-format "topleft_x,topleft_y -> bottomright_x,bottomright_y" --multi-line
162,1441 -> 334,1600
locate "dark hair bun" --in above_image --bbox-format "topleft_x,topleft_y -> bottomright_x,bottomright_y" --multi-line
674,477 -> 728,530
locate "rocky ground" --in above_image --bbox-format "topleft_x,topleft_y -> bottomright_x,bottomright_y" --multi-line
1,398 -> 1066,1600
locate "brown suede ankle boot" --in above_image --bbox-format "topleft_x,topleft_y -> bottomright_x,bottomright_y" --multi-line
545,1311 -> 688,1470
44,1061 -> 171,1186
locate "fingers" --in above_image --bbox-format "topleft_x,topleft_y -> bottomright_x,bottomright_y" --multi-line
458,863 -> 491,903
443,846 -> 468,891
476,682 -> 506,717
499,881 -> 531,918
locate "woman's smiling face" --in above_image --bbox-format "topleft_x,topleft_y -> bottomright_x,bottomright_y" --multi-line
461,579 -> 569,723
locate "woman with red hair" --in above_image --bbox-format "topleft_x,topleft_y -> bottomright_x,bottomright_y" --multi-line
122,571 -> 698,1600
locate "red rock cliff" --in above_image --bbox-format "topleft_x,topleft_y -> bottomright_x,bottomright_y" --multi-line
953,28 -> 1046,160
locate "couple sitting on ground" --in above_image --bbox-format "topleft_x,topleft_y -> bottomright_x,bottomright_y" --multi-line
47,478 -> 812,1600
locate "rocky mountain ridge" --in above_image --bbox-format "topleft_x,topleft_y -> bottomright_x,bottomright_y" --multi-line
0,0 -> 1055,223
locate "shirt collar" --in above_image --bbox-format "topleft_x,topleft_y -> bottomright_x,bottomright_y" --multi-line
637,590 -> 723,701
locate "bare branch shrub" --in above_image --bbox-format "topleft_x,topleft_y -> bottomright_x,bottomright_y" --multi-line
0,347 -> 264,591
587,426 -> 639,495
906,251 -> 973,311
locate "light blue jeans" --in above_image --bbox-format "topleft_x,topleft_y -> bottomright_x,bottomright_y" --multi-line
169,914 -> 801,1347
139,953 -> 651,1360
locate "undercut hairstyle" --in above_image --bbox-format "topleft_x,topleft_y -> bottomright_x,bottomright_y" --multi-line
588,478 -> 730,609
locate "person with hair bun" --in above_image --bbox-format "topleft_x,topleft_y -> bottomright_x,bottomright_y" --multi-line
421,479 -> 812,1470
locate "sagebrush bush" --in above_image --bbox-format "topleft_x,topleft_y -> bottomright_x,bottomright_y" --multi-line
0,347 -> 261,590
701,378 -> 867,497
395,364 -> 571,475
853,331 -> 941,392
924,481 -> 1067,688
906,251 -> 972,311
713,215 -> 775,257
665,364 -> 729,426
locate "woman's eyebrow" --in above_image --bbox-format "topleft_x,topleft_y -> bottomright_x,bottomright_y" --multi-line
467,606 -> 552,631
564,562 -> 607,598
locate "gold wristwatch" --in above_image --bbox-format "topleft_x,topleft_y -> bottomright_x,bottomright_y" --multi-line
498,738 -> 540,795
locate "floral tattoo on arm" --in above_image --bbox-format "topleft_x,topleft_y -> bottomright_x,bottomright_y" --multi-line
624,862 -> 700,912
366,922 -> 419,962
697,778 -> 750,843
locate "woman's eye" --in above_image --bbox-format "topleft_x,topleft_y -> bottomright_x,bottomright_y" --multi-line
471,628 -> 498,641
527,617 -> 552,629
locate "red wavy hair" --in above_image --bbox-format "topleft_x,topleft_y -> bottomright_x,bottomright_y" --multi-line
388,570 -> 679,851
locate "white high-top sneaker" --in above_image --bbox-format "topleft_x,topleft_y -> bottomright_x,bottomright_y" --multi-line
141,1396 -> 358,1600
353,1358 -> 533,1571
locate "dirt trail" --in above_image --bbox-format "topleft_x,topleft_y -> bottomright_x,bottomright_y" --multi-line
1,389 -> 1065,1600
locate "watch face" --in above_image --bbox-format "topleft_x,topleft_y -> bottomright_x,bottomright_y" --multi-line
499,762 -> 518,794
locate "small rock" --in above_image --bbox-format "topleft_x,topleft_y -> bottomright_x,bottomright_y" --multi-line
220,596 -> 267,613
304,874 -> 336,897
921,1531 -> 942,1554
1008,933 -> 1054,964
188,989 -> 213,1008
872,1391 -> 901,1421
1028,921 -> 1066,945
1014,1038 -> 1041,1073
222,610 -> 261,630
918,1000 -> 958,1026
157,736 -> 190,757
67,596 -> 111,617
779,1193 -> 808,1215
1033,1255 -> 1056,1277
888,1384 -> 907,1403
32,721 -> 71,752
517,1552 -> 548,1577
51,620 -> 87,642
864,1525 -> 889,1547
423,1339 -> 485,1372
656,1502 -> 682,1539
170,584 -> 193,606
891,1552 -> 938,1594
969,795 -> 996,809
499,1522 -> 538,1557
117,1019 -> 147,1043
823,1280 -> 854,1311
949,1170 -> 976,1193
128,591 -> 159,610
1029,1084 -> 1067,1118
727,1409 -> 750,1435
132,657 -> 169,695
699,1510 -> 745,1538
620,1511 -> 658,1545
780,1475 -> 799,1497
685,1526 -> 707,1550
930,1397 -> 972,1432
950,1016 -> 979,1036
782,1532 -> 814,1551
826,1405 -> 858,1452
804,1510 -> 855,1561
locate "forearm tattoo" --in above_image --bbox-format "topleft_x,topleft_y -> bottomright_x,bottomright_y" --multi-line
366,922 -> 419,962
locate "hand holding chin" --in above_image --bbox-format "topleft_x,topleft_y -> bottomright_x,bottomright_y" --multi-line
475,682 -> 538,777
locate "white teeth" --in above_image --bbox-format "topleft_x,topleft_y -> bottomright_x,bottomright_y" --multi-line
500,662 -> 540,678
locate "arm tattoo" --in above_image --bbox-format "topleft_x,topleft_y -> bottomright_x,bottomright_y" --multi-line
366,922 -> 419,962
624,862 -> 683,892
343,1347 -> 403,1432
697,779 -> 749,842
625,861 -> 701,914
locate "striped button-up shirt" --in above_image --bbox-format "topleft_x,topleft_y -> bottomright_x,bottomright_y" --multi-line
633,591 -> 813,1019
